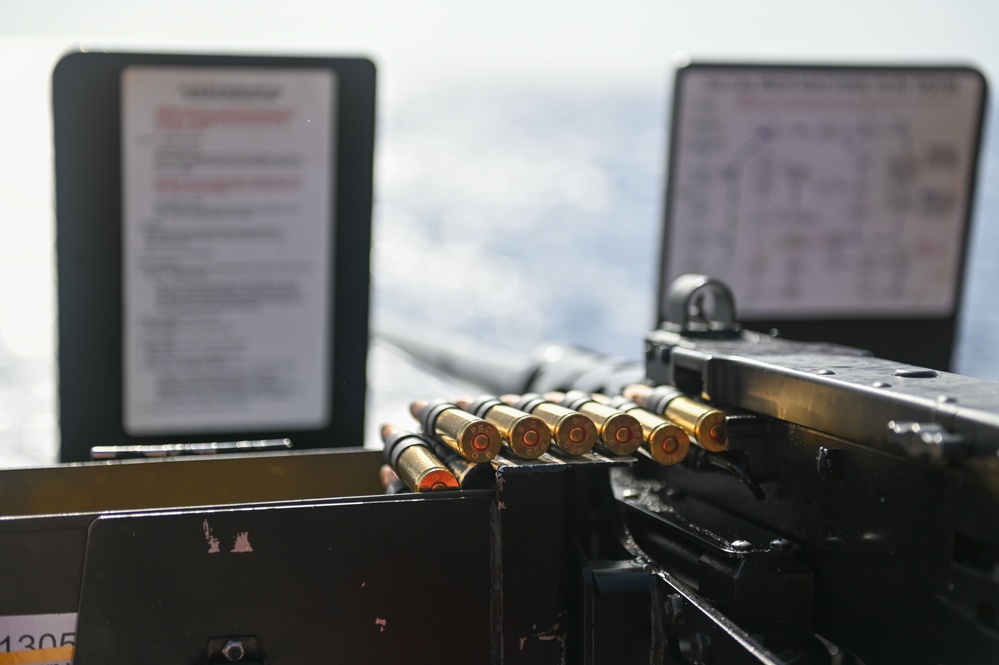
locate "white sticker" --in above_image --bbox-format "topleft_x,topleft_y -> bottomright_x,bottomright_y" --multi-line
665,68 -> 983,318
122,66 -> 337,434
0,613 -> 76,664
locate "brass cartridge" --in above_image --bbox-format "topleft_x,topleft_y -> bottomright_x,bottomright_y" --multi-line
457,396 -> 551,459
430,439 -> 496,489
410,400 -> 502,463
603,395 -> 690,466
380,424 -> 459,492
548,390 -> 643,456
500,393 -> 597,456
623,384 -> 727,452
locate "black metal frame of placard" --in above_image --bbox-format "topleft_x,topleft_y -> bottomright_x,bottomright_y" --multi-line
53,51 -> 376,461
657,62 -> 988,371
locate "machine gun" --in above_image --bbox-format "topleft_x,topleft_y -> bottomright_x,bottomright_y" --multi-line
378,274 -> 999,664
1,275 -> 997,664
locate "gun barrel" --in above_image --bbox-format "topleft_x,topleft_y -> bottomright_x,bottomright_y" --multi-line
376,317 -> 644,396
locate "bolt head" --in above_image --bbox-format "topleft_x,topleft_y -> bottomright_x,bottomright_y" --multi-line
222,640 -> 246,662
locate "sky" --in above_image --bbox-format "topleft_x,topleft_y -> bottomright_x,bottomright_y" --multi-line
3,2 -> 998,91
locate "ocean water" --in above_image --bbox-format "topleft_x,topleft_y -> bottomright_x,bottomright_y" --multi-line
373,83 -> 668,360
2,74 -> 999,467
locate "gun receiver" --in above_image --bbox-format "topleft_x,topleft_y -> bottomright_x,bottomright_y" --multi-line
379,274 -> 999,664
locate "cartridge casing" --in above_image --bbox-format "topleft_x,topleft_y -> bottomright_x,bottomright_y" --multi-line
465,397 -> 551,459
431,440 -> 496,489
510,394 -> 597,456
662,396 -> 727,452
416,400 -> 503,463
559,391 -> 642,456
627,385 -> 728,452
607,396 -> 690,466
396,445 -> 459,492
381,426 -> 459,492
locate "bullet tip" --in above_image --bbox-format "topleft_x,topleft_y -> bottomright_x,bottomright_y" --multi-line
499,394 -> 520,406
409,400 -> 428,419
380,423 -> 398,441
622,383 -> 652,401
454,396 -> 473,410
379,464 -> 399,489
543,391 -> 565,402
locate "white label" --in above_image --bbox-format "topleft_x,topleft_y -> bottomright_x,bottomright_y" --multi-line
665,68 -> 983,318
0,613 -> 76,664
122,66 -> 336,434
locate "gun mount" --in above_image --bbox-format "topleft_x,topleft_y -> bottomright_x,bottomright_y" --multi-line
377,274 -> 999,664
1,275 -> 997,664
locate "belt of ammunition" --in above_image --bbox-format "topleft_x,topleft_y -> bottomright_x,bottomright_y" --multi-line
460,396 -> 551,459
411,399 -> 502,463
605,396 -> 690,465
381,424 -> 459,492
502,393 -> 597,456
554,390 -> 642,456
624,384 -> 728,452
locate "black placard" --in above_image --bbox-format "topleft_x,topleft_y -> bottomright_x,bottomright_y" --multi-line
657,63 -> 987,370
54,51 -> 375,461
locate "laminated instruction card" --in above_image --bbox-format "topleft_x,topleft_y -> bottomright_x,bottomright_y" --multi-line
122,67 -> 337,434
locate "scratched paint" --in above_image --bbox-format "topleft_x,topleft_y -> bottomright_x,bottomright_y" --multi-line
231,531 -> 253,553
202,518 -> 220,554
203,519 -> 252,554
